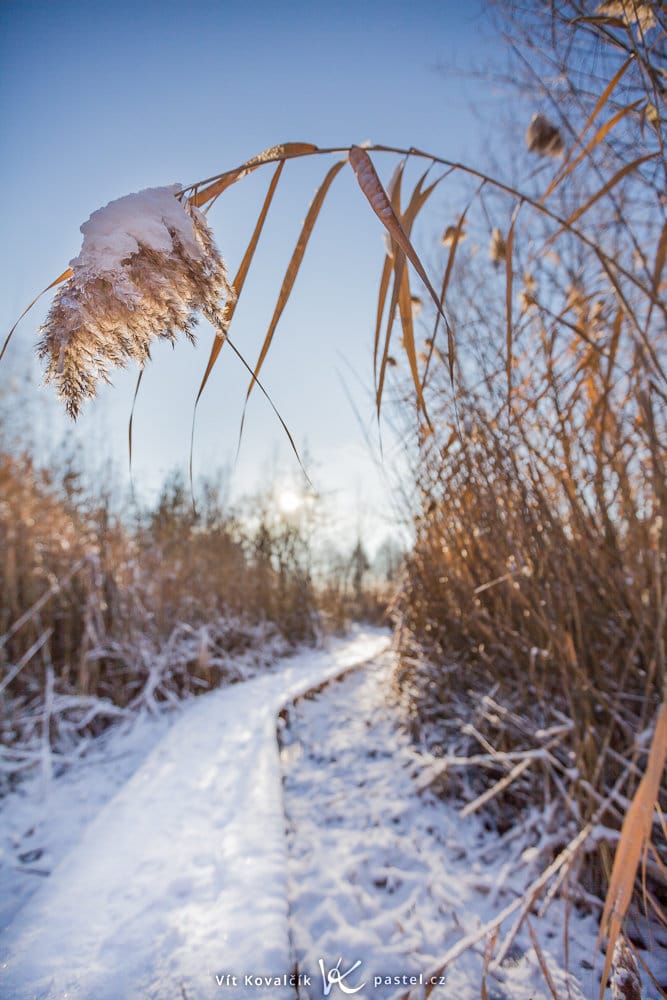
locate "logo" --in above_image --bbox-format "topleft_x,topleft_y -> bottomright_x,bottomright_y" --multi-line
318,957 -> 366,996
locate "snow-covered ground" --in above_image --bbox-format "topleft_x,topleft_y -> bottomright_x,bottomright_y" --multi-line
282,653 -> 604,1000
0,631 -> 388,1000
0,630 -> 664,1000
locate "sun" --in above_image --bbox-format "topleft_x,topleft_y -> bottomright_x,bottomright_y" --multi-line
276,487 -> 303,515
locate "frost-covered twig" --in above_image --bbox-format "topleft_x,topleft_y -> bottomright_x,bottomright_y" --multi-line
0,557 -> 87,651
0,628 -> 52,695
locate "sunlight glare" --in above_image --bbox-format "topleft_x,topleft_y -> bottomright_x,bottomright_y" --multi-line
277,488 -> 303,514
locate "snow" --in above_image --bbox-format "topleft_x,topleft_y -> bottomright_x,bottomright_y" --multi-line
283,658 -> 601,1000
70,185 -> 203,286
0,707 -> 175,932
1,630 -> 665,1000
0,631 -> 388,1000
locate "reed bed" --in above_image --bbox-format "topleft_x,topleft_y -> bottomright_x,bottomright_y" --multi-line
0,456 -> 329,792
389,2 -> 667,992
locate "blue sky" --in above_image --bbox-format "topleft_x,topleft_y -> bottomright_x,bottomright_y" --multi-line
0,0 -> 498,550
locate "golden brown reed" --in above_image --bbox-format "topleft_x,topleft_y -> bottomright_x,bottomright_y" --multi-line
37,200 -> 233,418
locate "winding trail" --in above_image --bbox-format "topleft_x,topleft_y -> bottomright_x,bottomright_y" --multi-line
1,629 -> 648,1000
0,631 -> 389,1000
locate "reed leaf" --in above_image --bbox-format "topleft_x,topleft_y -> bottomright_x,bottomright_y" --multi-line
375,166 -> 442,419
397,254 -> 430,424
376,249 -> 406,417
182,142 -> 318,209
596,699 -> 667,1000
373,158 -> 406,408
374,254 -> 394,396
424,203 -> 470,390
544,101 -> 643,204
347,146 -> 455,387
188,161 -> 286,488
557,152 -> 657,232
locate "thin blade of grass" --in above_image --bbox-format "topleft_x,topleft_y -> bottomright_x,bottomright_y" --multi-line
526,917 -> 560,1000
1,268 -> 73,364
391,819 -> 596,1000
0,556 -> 88,649
183,142 -> 318,208
241,158 -> 345,413
460,755 -> 533,818
596,699 -> 667,1000
0,627 -> 53,696
506,209 -> 519,406
128,368 -> 144,472
594,244 -> 666,383
226,334 -> 310,483
480,928 -> 499,1000
606,308 -> 624,382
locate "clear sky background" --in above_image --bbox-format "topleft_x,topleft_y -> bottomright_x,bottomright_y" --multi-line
0,0 -> 500,553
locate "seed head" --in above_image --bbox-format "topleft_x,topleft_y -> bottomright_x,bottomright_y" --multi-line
37,186 -> 234,418
489,228 -> 507,266
525,113 -> 565,158
441,224 -> 466,247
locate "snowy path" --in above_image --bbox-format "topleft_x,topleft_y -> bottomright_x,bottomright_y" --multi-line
0,631 -> 389,1000
282,656 -> 600,1000
3,631 -> 665,1000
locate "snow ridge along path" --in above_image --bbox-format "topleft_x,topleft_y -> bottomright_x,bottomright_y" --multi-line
0,630 -> 389,1000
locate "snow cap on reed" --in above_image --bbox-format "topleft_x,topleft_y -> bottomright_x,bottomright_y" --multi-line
38,185 -> 234,418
